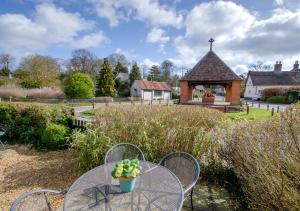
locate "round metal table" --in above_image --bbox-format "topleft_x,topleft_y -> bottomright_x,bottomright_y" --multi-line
64,161 -> 184,211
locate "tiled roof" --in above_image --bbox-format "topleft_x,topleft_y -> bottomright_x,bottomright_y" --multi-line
248,71 -> 300,86
181,51 -> 241,81
135,80 -> 171,91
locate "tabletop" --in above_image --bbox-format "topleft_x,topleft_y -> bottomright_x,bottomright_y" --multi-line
64,161 -> 184,211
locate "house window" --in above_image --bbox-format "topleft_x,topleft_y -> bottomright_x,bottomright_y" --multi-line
154,90 -> 162,96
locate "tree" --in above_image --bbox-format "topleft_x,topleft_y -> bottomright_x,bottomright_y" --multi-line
68,49 -> 100,78
97,58 -> 116,97
161,60 -> 173,82
108,52 -> 128,69
114,62 -> 128,76
129,62 -> 142,85
147,65 -> 162,82
0,53 -> 14,76
64,72 -> 94,99
248,61 -> 272,72
15,55 -> 60,88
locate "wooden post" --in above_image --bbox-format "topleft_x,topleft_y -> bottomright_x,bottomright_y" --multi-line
92,98 -> 95,109
246,105 -> 249,114
151,100 -> 153,105
271,108 -> 274,116
258,103 -> 260,108
224,106 -> 227,113
267,104 -> 269,111
277,106 -> 280,113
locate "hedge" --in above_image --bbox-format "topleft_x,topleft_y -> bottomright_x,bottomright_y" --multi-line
262,86 -> 300,101
266,96 -> 286,104
0,102 -> 72,149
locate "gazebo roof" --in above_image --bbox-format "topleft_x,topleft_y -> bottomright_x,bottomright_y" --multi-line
181,51 -> 241,82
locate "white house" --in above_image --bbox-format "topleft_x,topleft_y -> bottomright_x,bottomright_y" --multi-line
131,80 -> 172,100
244,61 -> 300,100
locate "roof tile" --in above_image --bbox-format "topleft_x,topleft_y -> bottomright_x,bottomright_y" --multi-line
135,80 -> 171,91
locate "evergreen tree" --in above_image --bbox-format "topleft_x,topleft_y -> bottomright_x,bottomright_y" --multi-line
147,65 -> 162,82
129,62 -> 141,85
97,58 -> 116,97
0,67 -> 10,76
114,62 -> 128,76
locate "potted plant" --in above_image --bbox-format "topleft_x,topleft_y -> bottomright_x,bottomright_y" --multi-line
111,159 -> 141,192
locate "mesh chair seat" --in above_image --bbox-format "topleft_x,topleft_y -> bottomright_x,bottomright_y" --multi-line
10,189 -> 64,211
159,152 -> 200,211
104,143 -> 145,164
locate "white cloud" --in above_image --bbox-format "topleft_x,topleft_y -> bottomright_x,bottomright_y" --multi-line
71,31 -> 108,49
170,1 -> 300,73
147,27 -> 170,44
274,0 -> 285,6
88,0 -> 183,28
141,58 -> 159,67
0,3 -> 108,55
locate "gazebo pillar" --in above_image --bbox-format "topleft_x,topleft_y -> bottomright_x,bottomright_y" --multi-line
225,80 -> 241,105
180,81 -> 193,103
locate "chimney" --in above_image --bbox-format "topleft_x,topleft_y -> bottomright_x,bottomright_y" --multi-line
274,61 -> 282,73
293,61 -> 299,71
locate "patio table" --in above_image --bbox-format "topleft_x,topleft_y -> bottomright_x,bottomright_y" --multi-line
64,161 -> 184,211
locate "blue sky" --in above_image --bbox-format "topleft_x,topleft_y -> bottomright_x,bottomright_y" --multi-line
1,0 -> 300,73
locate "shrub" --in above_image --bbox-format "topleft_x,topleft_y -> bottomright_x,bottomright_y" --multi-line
71,105 -> 225,171
41,123 -> 71,150
262,86 -> 300,101
0,102 -> 72,149
171,92 -> 180,99
266,96 -> 286,104
0,79 -> 5,86
64,73 -> 94,99
213,106 -> 300,210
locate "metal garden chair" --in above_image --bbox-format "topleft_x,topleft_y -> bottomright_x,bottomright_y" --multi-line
0,127 -> 5,148
159,152 -> 200,211
10,189 -> 65,211
104,143 -> 145,164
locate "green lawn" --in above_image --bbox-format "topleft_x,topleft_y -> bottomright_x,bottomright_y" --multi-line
226,108 -> 276,121
81,109 -> 96,116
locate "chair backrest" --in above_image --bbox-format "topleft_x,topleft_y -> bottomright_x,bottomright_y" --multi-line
0,127 -> 5,137
104,143 -> 145,164
10,189 -> 63,211
159,152 -> 200,192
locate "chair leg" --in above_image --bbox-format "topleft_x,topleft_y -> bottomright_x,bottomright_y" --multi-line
190,188 -> 194,211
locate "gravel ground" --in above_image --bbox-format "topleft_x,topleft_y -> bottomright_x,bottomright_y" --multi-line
0,145 -> 78,210
0,145 -> 235,211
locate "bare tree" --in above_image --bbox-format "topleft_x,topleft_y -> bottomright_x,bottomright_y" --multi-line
108,52 -> 129,69
0,54 -> 15,76
248,61 -> 272,72
68,49 -> 100,76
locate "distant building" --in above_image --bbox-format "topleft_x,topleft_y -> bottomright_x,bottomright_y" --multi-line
116,72 -> 129,81
244,61 -> 300,100
131,80 -> 172,100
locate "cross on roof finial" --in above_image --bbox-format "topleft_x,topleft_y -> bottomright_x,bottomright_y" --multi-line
209,38 -> 214,51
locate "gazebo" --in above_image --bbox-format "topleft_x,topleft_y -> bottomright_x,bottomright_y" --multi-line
180,38 -> 242,105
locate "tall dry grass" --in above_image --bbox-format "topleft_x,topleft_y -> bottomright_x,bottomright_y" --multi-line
71,105 -> 225,171
213,105 -> 300,210
0,86 -> 65,99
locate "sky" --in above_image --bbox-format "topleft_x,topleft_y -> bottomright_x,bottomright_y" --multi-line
1,0 -> 300,74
